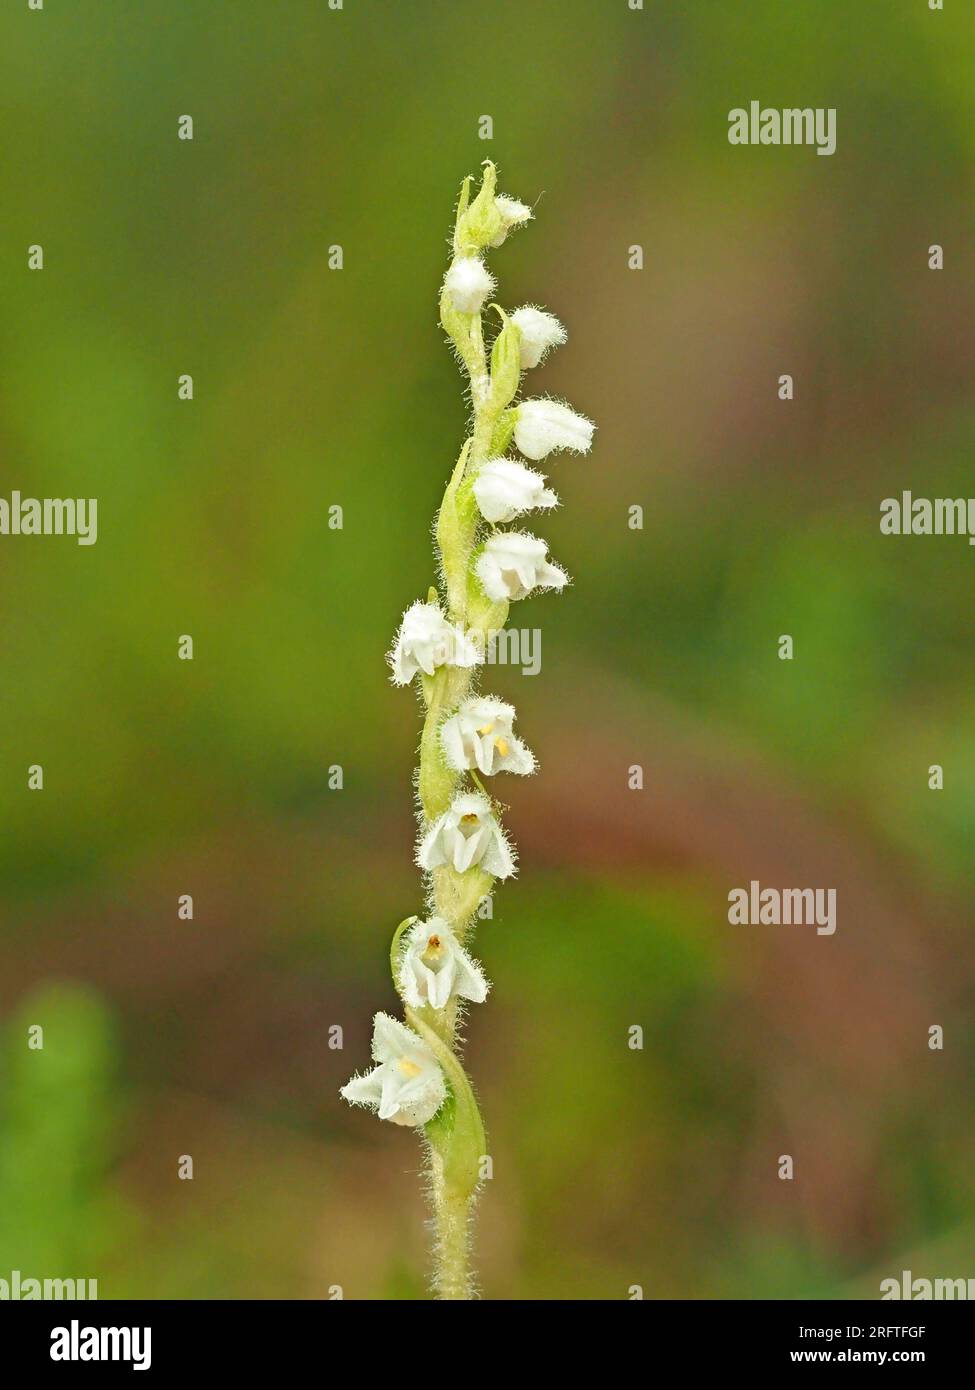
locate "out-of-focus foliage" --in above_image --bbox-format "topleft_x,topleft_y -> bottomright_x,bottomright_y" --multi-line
0,984 -> 135,1275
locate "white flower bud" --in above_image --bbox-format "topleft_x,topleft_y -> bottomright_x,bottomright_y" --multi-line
340,1013 -> 446,1127
472,457 -> 557,524
441,695 -> 536,777
444,256 -> 495,314
388,600 -> 480,685
398,918 -> 489,1010
510,306 -> 566,369
417,791 -> 515,879
489,195 -> 533,247
475,531 -> 568,603
514,399 -> 595,460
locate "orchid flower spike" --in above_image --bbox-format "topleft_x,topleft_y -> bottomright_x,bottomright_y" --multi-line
340,1013 -> 446,1127
441,695 -> 536,776
398,918 -> 489,1010
389,600 -> 480,685
344,162 -> 597,1301
417,790 -> 516,879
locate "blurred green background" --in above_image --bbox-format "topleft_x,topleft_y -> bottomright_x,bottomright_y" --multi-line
1,0 -> 973,1299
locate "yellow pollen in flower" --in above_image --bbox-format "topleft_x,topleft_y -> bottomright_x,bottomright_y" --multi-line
460,813 -> 479,824
477,722 -> 495,736
422,932 -> 444,966
494,737 -> 509,758
397,1057 -> 422,1079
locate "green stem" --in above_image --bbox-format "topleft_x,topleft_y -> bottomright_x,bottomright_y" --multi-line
408,1004 -> 485,1298
429,1164 -> 473,1301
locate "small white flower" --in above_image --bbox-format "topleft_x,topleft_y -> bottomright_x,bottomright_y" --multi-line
417,791 -> 515,879
510,306 -> 567,369
441,695 -> 535,777
472,458 -> 557,524
489,195 -> 533,247
444,256 -> 495,314
340,1013 -> 446,1127
475,531 -> 568,603
514,399 -> 595,460
398,918 -> 489,1010
388,600 -> 480,685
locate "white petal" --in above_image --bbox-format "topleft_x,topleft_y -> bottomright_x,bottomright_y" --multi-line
416,817 -> 447,871
473,458 -> 558,523
482,825 -> 516,879
451,790 -> 493,819
473,735 -> 494,775
515,399 -> 595,460
389,601 -> 481,685
489,195 -> 533,247
511,306 -> 567,369
390,648 -> 417,685
476,532 -> 568,602
453,824 -> 484,873
536,558 -> 569,592
453,952 -> 489,1004
428,961 -> 454,1010
340,1068 -> 384,1108
500,736 -> 536,775
475,550 -> 511,602
449,627 -> 482,669
378,1071 -> 403,1121
371,1012 -> 418,1064
440,716 -> 469,773
394,1070 -> 447,1126
445,256 -> 495,314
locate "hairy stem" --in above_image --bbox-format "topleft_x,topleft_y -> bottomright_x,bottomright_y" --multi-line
429,1158 -> 473,1301
407,166 -> 524,1298
412,206 -> 499,1299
